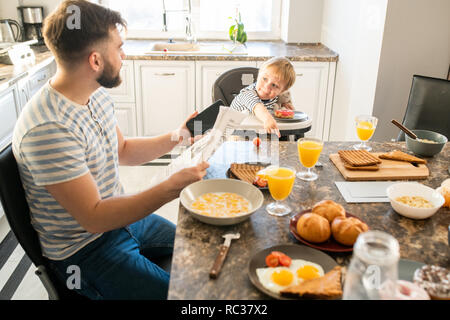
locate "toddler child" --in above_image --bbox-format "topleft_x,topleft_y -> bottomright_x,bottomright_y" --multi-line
230,56 -> 296,137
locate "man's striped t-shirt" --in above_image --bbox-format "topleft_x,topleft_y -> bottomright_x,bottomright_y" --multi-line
230,83 -> 278,113
12,81 -> 124,261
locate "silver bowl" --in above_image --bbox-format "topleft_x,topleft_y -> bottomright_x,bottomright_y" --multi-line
180,179 -> 264,226
405,130 -> 447,157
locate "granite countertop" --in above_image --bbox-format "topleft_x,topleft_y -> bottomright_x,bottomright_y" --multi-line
168,140 -> 450,300
123,40 -> 339,62
0,46 -> 54,92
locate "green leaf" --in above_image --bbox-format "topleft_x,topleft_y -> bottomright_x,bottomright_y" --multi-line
240,32 -> 247,44
237,23 -> 244,39
229,25 -> 236,41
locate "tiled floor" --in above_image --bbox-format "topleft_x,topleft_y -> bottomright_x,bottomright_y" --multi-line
0,164 -> 179,300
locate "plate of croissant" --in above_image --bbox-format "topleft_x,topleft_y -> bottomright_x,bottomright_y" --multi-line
289,200 -> 369,253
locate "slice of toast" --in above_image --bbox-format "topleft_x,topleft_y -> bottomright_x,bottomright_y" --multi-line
338,150 -> 381,167
229,163 -> 265,184
280,266 -> 343,299
378,150 -> 426,164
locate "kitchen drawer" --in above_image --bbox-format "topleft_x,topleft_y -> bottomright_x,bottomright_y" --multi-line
28,66 -> 53,97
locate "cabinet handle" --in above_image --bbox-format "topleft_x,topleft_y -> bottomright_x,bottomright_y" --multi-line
154,72 -> 176,76
296,73 -> 304,77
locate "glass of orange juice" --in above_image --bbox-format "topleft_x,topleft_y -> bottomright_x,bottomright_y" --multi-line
354,115 -> 378,151
297,138 -> 323,181
266,166 -> 296,217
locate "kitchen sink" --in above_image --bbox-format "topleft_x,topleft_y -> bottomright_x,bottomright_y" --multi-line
147,42 -> 247,55
151,42 -> 200,52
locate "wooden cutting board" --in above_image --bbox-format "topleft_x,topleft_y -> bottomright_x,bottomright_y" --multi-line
329,153 -> 429,181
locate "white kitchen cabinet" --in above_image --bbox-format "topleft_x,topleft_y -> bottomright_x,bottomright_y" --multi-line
195,61 -> 257,110
134,60 -> 195,137
114,103 -> 137,137
0,85 -> 19,152
257,60 -> 336,140
105,60 -> 138,137
106,60 -> 136,103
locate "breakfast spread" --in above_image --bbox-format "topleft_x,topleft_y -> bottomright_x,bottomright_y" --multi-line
280,266 -> 343,299
413,265 -> 450,300
274,109 -> 294,119
296,200 -> 369,246
256,251 -> 325,294
395,195 -> 434,208
379,150 -> 426,164
191,192 -> 250,217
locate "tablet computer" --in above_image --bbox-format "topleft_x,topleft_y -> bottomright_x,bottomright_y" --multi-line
186,99 -> 225,136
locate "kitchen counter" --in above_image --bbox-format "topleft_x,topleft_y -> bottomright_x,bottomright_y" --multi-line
123,40 -> 339,62
168,140 -> 449,300
0,46 -> 54,92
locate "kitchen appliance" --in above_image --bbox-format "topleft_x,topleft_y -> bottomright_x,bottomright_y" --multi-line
18,6 -> 44,45
0,39 -> 37,65
0,19 -> 22,43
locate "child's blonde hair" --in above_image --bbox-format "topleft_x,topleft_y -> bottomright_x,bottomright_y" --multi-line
259,56 -> 296,90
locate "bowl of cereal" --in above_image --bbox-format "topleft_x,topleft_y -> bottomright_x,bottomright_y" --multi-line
180,179 -> 264,226
405,130 -> 447,157
386,182 -> 445,219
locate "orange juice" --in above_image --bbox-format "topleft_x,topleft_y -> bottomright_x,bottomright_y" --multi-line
356,121 -> 375,141
267,167 -> 296,201
298,140 -> 323,168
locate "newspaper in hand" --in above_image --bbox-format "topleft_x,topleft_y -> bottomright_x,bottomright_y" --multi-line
149,106 -> 247,186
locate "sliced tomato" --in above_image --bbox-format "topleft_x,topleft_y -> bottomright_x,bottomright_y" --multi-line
270,251 -> 292,267
265,253 -> 279,267
253,177 -> 268,188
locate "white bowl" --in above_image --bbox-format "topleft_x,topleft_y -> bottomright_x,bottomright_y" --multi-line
180,179 -> 264,226
386,182 -> 445,219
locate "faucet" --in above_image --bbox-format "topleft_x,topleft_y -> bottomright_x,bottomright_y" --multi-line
162,0 -> 195,43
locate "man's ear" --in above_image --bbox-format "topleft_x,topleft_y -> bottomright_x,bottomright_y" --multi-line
88,51 -> 103,73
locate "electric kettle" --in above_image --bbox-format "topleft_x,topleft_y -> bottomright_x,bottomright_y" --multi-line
0,19 -> 22,43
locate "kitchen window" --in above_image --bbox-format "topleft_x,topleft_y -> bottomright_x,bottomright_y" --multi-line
98,0 -> 282,40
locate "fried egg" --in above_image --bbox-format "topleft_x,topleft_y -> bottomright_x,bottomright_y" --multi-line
256,259 -> 325,294
256,266 -> 298,294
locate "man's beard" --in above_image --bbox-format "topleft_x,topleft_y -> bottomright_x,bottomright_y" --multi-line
96,60 -> 122,88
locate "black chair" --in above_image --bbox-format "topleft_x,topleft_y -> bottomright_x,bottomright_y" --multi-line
0,143 -> 87,300
212,67 -> 311,139
397,75 -> 450,141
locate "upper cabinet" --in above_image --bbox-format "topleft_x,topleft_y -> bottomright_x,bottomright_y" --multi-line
134,60 -> 196,137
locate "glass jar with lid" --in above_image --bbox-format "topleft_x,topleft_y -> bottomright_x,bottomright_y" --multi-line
343,230 -> 400,300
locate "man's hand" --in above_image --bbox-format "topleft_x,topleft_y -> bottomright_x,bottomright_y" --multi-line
166,161 -> 210,197
173,111 -> 204,146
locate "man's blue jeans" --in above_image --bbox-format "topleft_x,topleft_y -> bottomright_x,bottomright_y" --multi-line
48,214 -> 176,299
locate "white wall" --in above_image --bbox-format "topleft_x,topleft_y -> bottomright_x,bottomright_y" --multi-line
0,0 -> 61,21
281,0 -> 323,43
372,0 -> 450,141
321,0 -> 388,141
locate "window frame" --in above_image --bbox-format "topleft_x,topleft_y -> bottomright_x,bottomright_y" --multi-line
99,0 -> 282,40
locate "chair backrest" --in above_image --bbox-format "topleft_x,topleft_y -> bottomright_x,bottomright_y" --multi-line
397,75 -> 450,141
0,144 -> 85,300
212,67 -> 259,106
